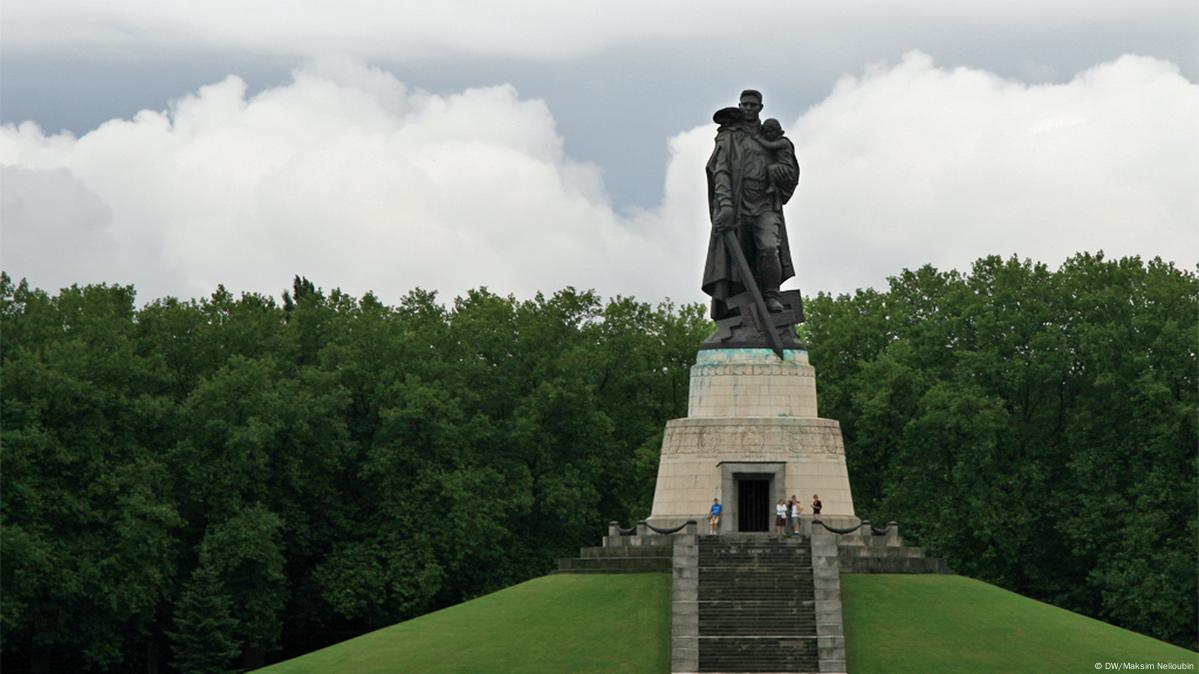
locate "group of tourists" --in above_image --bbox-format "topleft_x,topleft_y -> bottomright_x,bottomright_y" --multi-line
707,494 -> 822,535
775,495 -> 821,535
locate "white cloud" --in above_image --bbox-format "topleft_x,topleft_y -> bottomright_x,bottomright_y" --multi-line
4,1 -> 1192,63
0,59 -> 685,303
1,53 -> 1196,304
788,52 -> 1198,293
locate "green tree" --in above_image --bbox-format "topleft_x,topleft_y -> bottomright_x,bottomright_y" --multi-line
199,505 -> 287,669
2,253 -> 1192,667
806,254 -> 1197,648
168,560 -> 241,674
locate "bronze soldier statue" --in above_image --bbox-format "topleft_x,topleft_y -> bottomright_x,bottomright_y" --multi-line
701,90 -> 803,355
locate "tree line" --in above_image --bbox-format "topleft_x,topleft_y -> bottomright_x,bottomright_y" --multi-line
802,253 -> 1196,649
1,252 -> 1194,672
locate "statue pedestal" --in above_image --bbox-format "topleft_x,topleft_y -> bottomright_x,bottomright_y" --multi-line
647,349 -> 858,531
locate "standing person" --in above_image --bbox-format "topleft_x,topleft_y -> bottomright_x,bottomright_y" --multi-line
709,498 -> 723,535
811,494 -> 823,517
789,494 -> 803,535
775,498 -> 788,536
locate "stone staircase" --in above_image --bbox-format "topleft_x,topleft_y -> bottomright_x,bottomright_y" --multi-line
696,535 -> 820,673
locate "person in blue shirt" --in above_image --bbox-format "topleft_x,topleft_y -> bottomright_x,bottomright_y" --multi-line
709,498 -> 723,534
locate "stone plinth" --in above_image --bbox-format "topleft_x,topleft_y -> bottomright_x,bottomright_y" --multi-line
649,348 -> 857,530
687,348 -> 819,417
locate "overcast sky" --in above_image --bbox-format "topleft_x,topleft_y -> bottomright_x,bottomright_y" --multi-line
2,1 -> 1197,305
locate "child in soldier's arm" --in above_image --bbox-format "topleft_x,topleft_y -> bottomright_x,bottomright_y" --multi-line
758,118 -> 788,149
755,118 -> 792,209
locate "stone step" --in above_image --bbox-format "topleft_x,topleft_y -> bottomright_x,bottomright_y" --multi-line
699,545 -> 810,551
699,544 -> 810,551
701,573 -> 812,579
549,566 -> 671,570
699,576 -> 816,586
701,557 -> 812,563
580,545 -> 672,558
700,580 -> 815,586
700,559 -> 812,564
702,577 -> 815,583
700,585 -> 815,590
701,590 -> 815,597
841,556 -> 951,573
699,569 -> 814,577
700,563 -> 810,568
701,570 -> 812,576
698,599 -> 817,606
701,535 -> 809,539
697,637 -> 819,673
698,660 -> 820,669
699,581 -> 815,590
699,613 -> 818,623
700,564 -> 811,571
700,614 -> 820,623
602,534 -> 676,548
700,594 -> 815,606
699,619 -> 817,628
701,594 -> 816,603
699,603 -> 818,612
699,607 -> 817,617
701,557 -> 812,562
699,585 -> 815,595
839,545 -> 925,558
700,546 -> 810,551
700,532 -> 810,537
700,546 -> 812,551
698,578 -> 815,588
700,606 -> 818,613
699,534 -> 810,541
698,618 -> 816,627
555,556 -> 672,573
699,625 -> 816,636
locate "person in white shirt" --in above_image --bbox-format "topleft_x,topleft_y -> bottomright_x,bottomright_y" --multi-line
789,495 -> 803,535
775,498 -> 788,536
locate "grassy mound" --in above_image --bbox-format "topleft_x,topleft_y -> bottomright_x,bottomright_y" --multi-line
842,574 -> 1198,673
256,573 -> 670,674
260,572 -> 1195,673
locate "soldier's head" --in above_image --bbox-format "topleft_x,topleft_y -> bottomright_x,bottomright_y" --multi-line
739,89 -> 763,122
762,118 -> 783,140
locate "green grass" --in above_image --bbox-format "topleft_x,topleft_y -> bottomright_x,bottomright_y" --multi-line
261,572 -> 1196,674
256,573 -> 671,674
842,574 -> 1198,673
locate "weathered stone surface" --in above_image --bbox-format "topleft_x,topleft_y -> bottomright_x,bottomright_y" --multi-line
694,536 -> 820,673
660,417 -> 846,457
827,524 -> 955,575
687,348 -> 819,418
651,346 -> 858,671
810,531 -> 847,674
649,348 -> 857,529
671,534 -> 700,673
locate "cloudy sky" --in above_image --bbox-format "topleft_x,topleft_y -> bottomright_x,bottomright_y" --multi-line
2,1 -> 1197,305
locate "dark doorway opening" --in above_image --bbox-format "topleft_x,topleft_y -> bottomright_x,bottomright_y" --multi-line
737,478 -> 771,532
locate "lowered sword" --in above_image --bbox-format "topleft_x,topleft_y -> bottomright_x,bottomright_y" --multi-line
721,228 -> 785,360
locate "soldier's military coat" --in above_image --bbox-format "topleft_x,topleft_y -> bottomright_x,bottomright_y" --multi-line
701,116 -> 800,320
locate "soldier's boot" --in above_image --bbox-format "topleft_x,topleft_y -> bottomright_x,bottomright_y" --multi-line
758,252 -> 784,312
